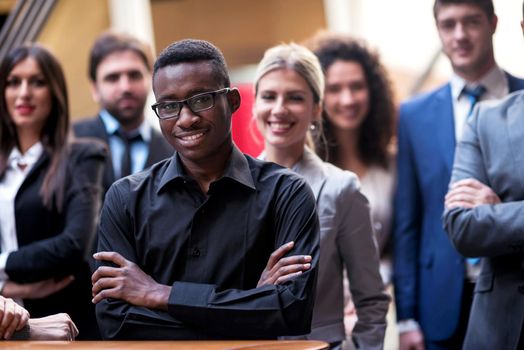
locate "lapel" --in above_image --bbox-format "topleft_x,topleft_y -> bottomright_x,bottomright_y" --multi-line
146,129 -> 164,167
429,84 -> 456,174
92,115 -> 116,185
506,72 -> 524,93
18,150 -> 49,194
293,148 -> 327,204
86,116 -> 111,144
144,127 -> 174,167
505,93 -> 524,191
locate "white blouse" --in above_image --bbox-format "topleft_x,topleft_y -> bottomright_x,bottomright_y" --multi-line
0,142 -> 43,293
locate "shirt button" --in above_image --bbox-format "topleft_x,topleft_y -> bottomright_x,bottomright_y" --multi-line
192,248 -> 200,257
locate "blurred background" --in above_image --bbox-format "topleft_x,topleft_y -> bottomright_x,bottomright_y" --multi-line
1,0 -> 522,120
0,0 -> 521,348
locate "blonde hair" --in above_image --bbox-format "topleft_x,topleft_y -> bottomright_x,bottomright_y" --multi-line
254,43 -> 324,104
254,43 -> 325,150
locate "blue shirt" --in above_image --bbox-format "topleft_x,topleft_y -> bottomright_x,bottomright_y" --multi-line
99,110 -> 152,178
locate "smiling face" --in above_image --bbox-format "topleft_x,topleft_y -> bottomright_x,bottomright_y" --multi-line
91,50 -> 150,130
153,61 -> 239,167
323,60 -> 370,132
254,68 -> 321,155
436,3 -> 497,80
5,57 -> 52,137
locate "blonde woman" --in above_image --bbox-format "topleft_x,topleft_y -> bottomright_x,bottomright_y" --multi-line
254,43 -> 388,350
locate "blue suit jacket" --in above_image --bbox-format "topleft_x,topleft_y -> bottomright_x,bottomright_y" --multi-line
393,73 -> 524,341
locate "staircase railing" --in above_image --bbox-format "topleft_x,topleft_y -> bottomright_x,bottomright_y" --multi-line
0,0 -> 57,62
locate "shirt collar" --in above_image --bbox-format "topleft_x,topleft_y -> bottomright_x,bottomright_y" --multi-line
450,64 -> 508,101
158,146 -> 256,193
99,109 -> 152,142
8,142 -> 44,170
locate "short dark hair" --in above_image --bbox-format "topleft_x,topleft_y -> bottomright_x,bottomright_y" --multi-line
0,44 -> 70,209
304,32 -> 395,169
433,0 -> 495,19
153,39 -> 230,87
89,31 -> 153,82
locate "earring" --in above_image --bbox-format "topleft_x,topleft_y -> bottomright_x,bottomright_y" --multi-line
310,123 -> 316,131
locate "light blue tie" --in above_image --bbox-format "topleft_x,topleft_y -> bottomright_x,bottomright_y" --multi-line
467,257 -> 480,266
463,85 -> 486,118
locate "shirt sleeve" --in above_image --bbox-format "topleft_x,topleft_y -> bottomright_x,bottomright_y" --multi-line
5,143 -> 106,282
336,178 -> 389,350
96,175 -> 320,339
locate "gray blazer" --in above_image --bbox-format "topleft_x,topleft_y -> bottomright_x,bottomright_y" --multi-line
290,149 -> 389,348
444,91 -> 524,350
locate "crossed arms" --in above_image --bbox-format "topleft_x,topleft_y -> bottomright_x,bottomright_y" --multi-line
92,178 -> 319,339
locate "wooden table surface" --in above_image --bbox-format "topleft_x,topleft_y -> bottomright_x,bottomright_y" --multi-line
1,340 -> 329,349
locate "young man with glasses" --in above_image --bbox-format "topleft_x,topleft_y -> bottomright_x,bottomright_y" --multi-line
91,39 -> 319,340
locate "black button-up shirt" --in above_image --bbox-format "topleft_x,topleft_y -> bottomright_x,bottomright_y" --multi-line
96,146 -> 319,339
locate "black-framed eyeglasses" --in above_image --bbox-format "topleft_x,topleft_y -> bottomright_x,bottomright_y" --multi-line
151,88 -> 230,120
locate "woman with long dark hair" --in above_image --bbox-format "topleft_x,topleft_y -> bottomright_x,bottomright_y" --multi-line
305,31 -> 397,342
0,44 -> 106,339
306,32 -> 396,262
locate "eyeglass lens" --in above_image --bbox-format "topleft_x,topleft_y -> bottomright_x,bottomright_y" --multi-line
154,89 -> 228,119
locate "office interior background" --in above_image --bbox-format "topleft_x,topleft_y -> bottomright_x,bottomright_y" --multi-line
1,0 -> 522,121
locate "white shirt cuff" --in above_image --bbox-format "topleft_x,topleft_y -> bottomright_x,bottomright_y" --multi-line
0,252 -> 9,280
397,319 -> 420,334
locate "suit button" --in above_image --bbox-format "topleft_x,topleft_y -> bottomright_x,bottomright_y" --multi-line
192,248 -> 200,257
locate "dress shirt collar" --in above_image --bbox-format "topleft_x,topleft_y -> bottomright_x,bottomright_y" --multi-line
158,145 -> 256,193
7,142 -> 44,171
450,64 -> 508,101
99,109 -> 152,142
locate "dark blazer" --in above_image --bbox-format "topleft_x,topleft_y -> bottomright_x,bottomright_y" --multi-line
444,91 -> 524,349
73,115 -> 173,193
393,73 -> 524,342
5,140 -> 106,339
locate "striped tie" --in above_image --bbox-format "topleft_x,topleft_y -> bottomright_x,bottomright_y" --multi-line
463,85 -> 486,118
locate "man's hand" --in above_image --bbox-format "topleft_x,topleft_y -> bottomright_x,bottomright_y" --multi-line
399,329 -> 425,350
28,313 -> 79,340
445,178 -> 501,210
257,241 -> 312,287
2,276 -> 74,300
0,296 -> 29,339
92,251 -> 170,310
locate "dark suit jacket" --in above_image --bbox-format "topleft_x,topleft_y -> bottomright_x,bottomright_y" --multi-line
5,140 -> 106,339
444,91 -> 524,349
393,73 -> 524,341
73,115 -> 173,193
